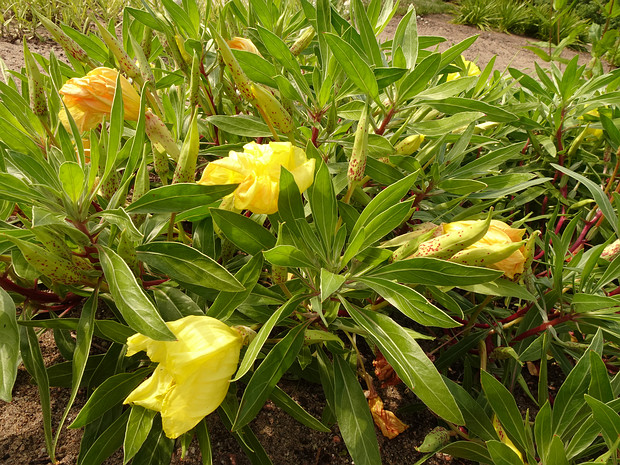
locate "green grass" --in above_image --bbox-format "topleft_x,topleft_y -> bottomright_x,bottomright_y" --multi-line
397,0 -> 455,16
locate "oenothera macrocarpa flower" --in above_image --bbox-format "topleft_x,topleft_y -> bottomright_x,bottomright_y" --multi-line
442,220 -> 527,279
59,67 -> 140,132
198,142 -> 316,214
227,37 -> 261,55
124,315 -> 242,438
412,218 -> 528,279
446,58 -> 480,82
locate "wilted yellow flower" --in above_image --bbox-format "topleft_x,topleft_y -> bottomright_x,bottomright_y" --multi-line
369,395 -> 408,439
59,67 -> 140,132
580,109 -> 603,139
443,219 -> 527,278
124,315 -> 242,439
198,141 -> 316,214
227,37 -> 261,55
446,59 -> 480,82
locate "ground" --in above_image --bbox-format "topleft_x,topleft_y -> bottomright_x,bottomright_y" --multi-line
0,12 -> 600,465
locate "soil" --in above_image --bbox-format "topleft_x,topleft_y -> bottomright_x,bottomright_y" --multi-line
0,12 -> 600,465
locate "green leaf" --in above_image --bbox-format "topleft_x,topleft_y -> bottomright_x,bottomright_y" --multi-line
59,161 -> 85,203
161,0 -> 197,36
410,111 -> 484,136
546,435 -> 569,465
585,394 -> 620,448
233,322 -> 307,430
131,415 -> 174,465
343,300 -> 463,424
320,268 -> 346,303
234,50 -> 278,88
343,200 -> 413,265
486,440 -> 523,465
590,350 -> 615,402
269,386 -> 330,432
460,279 -> 536,301
232,294 -> 305,382
308,161 -> 338,253
153,286 -> 203,320
397,53 -> 440,102
123,406 -> 157,464
137,242 -> 244,292
438,178 -> 487,195
324,32 -> 379,103
421,97 -> 518,122
332,354 -> 382,465
98,245 -> 175,341
20,325 -> 54,459
359,277 -> 458,328
438,35 -> 478,70
552,164 -> 619,236
534,402 -> 553,463
70,368 -> 152,429
353,0 -> 383,67
127,183 -> 238,214
208,254 -> 263,321
0,288 -> 19,401
195,419 -> 212,465
207,115 -> 273,137
440,441 -> 492,463
93,208 -> 143,241
481,371 -> 528,451
263,245 -> 315,268
211,208 -> 276,255
78,409 -> 130,465
370,258 -> 502,286
444,378 -> 498,441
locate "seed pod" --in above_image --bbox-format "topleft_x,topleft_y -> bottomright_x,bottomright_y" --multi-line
8,238 -> 83,285
117,230 -> 138,274
145,110 -> 180,161
23,41 -> 47,118
189,52 -> 201,108
211,27 -> 254,101
96,22 -> 141,80
394,134 -> 424,155
412,212 -> 492,260
290,27 -> 315,56
348,103 -> 369,185
35,12 -> 92,65
172,111 -> 199,184
141,27 -> 153,59
522,230 -> 540,270
415,427 -> 450,453
251,84 -> 295,134
99,169 -> 120,200
152,146 -> 170,184
163,30 -> 190,75
449,240 -> 525,267
601,238 -> 620,261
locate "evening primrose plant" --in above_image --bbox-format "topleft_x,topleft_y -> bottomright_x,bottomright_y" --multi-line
1,0 -> 620,464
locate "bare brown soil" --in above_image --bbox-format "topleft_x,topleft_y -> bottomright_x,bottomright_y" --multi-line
0,12 -> 592,465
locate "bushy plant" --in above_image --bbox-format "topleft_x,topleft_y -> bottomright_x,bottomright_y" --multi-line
0,0 -> 619,464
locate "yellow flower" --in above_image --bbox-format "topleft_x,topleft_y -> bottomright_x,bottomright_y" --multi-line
59,67 -> 140,132
124,315 -> 242,439
579,109 -> 603,139
443,220 -> 527,279
227,37 -> 261,55
446,59 -> 480,82
198,142 -> 316,214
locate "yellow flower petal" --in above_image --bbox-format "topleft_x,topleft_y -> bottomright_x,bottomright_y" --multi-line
124,316 -> 242,439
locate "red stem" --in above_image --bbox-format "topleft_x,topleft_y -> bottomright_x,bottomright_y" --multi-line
375,106 -> 395,136
512,314 -> 574,343
0,275 -> 81,304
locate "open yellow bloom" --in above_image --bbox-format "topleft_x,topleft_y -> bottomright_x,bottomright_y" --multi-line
124,315 -> 242,439
443,220 -> 526,278
59,67 -> 140,132
227,37 -> 261,55
198,142 -> 316,214
446,59 -> 480,82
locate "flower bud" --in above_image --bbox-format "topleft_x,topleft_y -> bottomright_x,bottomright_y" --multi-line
415,426 -> 450,452
348,103 -> 369,185
394,134 -> 424,155
172,111 -> 200,184
412,212 -> 492,260
251,84 -> 295,134
23,41 -> 48,118
96,22 -> 141,80
601,239 -> 620,261
145,110 -> 180,161
211,28 -> 254,101
290,27 -> 315,56
35,12 -> 92,65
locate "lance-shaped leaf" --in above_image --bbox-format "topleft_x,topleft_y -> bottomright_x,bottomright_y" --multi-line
97,245 -> 175,341
127,183 -> 238,213
233,323 -> 307,430
211,208 -> 276,255
0,288 -> 19,401
137,242 -> 244,292
342,299 -> 464,424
